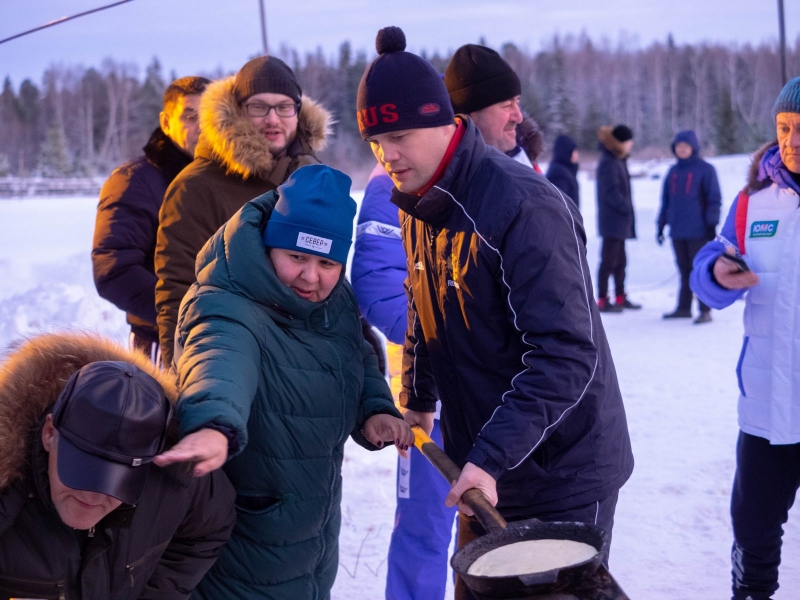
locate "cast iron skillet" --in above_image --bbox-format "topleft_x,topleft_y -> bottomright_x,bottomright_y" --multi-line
412,427 -> 628,599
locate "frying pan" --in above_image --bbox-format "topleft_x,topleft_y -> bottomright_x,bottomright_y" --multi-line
411,427 -> 625,598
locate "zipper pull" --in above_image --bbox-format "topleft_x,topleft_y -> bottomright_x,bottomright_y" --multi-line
88,525 -> 95,538
323,302 -> 330,329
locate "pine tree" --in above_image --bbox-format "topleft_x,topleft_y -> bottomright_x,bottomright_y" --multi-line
713,87 -> 740,155
0,153 -> 10,177
38,125 -> 72,177
546,46 -> 577,138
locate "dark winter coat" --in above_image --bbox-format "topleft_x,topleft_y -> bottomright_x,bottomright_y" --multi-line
392,117 -> 633,518
545,134 -> 580,208
596,126 -> 636,240
0,333 -> 235,600
155,77 -> 332,366
173,192 -> 401,600
657,130 -> 722,240
93,128 -> 192,342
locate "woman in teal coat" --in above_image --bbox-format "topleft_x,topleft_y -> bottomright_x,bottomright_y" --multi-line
155,164 -> 413,599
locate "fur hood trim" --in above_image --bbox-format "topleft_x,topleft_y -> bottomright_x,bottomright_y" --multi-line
598,126 -> 628,159
0,333 -> 178,489
747,140 -> 779,193
197,77 -> 333,180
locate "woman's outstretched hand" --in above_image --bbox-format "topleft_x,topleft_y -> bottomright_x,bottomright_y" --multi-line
154,428 -> 229,477
363,414 -> 415,457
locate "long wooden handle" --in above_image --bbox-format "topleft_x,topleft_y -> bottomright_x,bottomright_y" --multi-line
412,426 -> 508,534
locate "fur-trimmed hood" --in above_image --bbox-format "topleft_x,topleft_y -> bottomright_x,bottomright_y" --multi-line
0,333 -> 178,490
747,140 -> 779,193
196,76 -> 333,180
598,126 -> 629,159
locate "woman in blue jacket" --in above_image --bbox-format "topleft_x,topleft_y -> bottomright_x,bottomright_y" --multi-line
545,134 -> 580,208
657,130 -> 721,323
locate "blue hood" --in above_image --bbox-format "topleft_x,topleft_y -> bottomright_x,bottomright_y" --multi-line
552,135 -> 577,165
671,130 -> 700,158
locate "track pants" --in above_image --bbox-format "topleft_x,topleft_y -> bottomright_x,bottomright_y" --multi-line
386,420 -> 458,600
731,431 -> 800,600
672,238 -> 709,313
597,238 -> 627,299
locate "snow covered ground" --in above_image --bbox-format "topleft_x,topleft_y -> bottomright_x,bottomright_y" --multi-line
1,154 -> 798,599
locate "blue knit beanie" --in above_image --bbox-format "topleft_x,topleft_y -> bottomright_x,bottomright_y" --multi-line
774,76 -> 800,119
357,26 -> 455,140
262,165 -> 356,264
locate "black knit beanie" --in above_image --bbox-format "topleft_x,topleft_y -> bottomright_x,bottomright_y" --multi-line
356,26 -> 455,140
444,44 -> 521,114
612,125 -> 634,142
233,56 -> 302,105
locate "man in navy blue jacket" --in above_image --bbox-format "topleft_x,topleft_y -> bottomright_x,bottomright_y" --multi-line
92,77 -> 209,361
357,27 -> 633,600
657,130 -> 721,323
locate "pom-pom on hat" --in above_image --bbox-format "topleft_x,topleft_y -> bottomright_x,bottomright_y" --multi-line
773,76 -> 800,119
444,44 -> 522,114
233,56 -> 302,105
612,125 -> 634,142
356,26 -> 455,140
262,165 -> 357,265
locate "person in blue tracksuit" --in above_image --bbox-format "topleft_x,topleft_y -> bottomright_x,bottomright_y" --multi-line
690,76 -> 800,600
657,130 -> 721,323
351,163 -> 457,600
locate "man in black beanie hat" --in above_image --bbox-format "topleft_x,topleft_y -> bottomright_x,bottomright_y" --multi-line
445,44 -> 545,173
359,26 -> 633,600
155,56 -> 334,367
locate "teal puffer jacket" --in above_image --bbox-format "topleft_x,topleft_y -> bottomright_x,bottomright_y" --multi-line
174,191 -> 400,600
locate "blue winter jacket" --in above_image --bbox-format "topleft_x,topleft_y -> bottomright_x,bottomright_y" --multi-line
394,118 -> 633,516
351,164 -> 407,345
657,130 -> 722,240
545,135 -> 579,208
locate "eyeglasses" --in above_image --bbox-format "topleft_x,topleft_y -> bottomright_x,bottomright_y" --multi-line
242,102 -> 300,118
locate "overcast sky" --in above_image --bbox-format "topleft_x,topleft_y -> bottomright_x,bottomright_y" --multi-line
0,0 -> 796,86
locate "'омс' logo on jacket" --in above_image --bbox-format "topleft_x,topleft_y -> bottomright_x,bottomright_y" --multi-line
750,221 -> 779,238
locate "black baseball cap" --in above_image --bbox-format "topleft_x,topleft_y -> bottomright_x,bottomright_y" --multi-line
50,361 -> 171,506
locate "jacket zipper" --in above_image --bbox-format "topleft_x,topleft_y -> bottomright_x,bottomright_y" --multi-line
125,539 -> 171,587
0,574 -> 65,599
314,340 -> 347,600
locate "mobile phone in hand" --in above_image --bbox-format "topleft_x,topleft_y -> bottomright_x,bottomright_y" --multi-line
721,253 -> 751,273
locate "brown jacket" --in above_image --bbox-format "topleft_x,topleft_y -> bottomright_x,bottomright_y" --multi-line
155,77 -> 332,366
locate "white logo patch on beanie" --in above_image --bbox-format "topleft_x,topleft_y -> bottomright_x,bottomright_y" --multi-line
296,232 -> 332,254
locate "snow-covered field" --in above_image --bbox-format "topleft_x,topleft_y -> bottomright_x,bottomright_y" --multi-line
1,154 -> 798,599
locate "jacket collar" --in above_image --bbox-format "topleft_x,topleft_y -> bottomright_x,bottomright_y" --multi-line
390,117 -> 488,227
143,127 -> 193,184
195,77 -> 332,181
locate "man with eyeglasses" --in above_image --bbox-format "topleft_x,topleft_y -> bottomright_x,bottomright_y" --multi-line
154,56 -> 333,368
93,76 -> 210,365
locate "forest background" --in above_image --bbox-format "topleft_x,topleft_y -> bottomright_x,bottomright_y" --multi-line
1,33 -> 798,186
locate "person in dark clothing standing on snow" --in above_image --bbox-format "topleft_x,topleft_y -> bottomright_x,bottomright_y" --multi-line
0,333 -> 235,600
596,124 -> 640,312
358,27 -> 633,600
92,76 -> 209,363
546,134 -> 580,208
657,130 -> 721,324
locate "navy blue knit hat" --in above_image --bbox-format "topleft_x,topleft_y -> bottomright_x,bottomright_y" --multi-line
263,165 -> 356,264
773,76 -> 800,119
357,26 -> 455,140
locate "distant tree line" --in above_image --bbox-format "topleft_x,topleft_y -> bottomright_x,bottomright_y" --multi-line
1,33 -> 797,181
